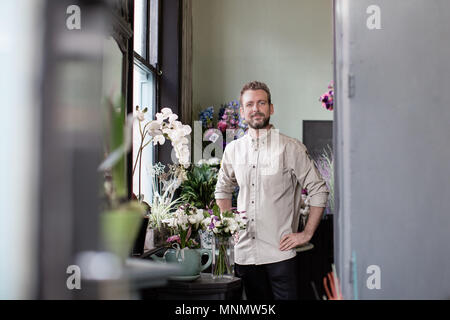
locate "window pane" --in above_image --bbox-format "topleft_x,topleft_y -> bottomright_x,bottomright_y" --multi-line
149,0 -> 159,66
133,64 -> 156,201
134,0 -> 147,57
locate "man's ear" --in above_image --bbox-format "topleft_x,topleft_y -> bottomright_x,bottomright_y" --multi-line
240,106 -> 245,118
270,104 -> 274,115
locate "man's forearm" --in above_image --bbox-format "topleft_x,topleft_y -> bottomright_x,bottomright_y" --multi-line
216,198 -> 232,213
303,206 -> 324,238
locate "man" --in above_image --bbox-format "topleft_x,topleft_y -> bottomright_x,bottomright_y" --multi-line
214,81 -> 329,300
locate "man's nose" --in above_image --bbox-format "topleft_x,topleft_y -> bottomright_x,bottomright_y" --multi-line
251,103 -> 260,112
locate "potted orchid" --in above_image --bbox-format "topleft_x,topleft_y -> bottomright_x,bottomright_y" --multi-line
201,204 -> 247,278
132,106 -> 192,251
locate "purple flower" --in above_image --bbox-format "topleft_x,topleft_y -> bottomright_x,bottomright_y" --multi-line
320,82 -> 334,111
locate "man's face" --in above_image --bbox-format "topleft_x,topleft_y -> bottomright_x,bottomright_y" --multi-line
240,89 -> 274,130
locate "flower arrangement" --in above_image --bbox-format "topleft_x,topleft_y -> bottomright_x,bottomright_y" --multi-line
198,106 -> 215,129
198,100 -> 248,144
218,100 -> 247,138
162,204 -> 206,249
319,81 -> 334,111
146,162 -> 187,231
201,204 -> 247,277
315,145 -> 334,217
133,106 -> 192,201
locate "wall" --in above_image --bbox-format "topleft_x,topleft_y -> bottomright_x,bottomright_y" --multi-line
192,0 -> 333,142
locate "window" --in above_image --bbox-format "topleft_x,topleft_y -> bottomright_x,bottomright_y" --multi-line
132,0 -> 160,202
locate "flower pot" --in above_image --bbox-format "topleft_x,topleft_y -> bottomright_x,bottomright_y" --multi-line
152,248 -> 212,277
101,209 -> 142,260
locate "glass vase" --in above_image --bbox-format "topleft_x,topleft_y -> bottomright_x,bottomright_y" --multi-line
200,229 -> 213,249
212,236 -> 234,279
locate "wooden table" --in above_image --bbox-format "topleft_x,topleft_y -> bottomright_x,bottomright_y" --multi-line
140,272 -> 242,300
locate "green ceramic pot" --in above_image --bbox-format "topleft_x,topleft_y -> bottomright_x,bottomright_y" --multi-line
101,209 -> 142,259
153,248 -> 212,276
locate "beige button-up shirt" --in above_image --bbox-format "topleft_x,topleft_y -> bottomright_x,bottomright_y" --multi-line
215,127 -> 329,265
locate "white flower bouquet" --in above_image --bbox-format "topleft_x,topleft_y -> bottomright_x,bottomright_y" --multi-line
162,204 -> 206,249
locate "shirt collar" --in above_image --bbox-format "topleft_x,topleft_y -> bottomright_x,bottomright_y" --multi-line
247,125 -> 275,144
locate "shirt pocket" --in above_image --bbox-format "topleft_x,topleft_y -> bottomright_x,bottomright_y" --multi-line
259,161 -> 288,198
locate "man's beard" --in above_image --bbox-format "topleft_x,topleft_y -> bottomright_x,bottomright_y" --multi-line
248,113 -> 270,129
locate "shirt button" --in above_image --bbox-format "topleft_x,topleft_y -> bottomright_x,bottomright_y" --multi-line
252,165 -> 255,168
251,201 -> 254,204
252,183 -> 254,186
252,237 -> 255,239
251,219 -> 254,222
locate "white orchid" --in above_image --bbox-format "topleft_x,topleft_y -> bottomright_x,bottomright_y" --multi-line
137,111 -> 146,122
153,134 -> 165,146
133,107 -> 192,200
168,113 -> 178,123
161,107 -> 173,115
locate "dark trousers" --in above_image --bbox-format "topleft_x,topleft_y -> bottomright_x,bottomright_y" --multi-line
235,256 -> 299,300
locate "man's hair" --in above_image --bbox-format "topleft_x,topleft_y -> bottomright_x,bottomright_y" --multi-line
240,81 -> 272,106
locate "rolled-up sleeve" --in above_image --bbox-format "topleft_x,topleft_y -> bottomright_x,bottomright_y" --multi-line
215,143 -> 238,200
289,141 -> 329,207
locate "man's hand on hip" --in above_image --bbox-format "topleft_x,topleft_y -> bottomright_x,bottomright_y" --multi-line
279,232 -> 312,251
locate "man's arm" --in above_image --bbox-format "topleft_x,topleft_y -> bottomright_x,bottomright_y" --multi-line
216,198 -> 232,214
279,142 -> 329,251
214,143 -> 238,213
279,206 -> 323,251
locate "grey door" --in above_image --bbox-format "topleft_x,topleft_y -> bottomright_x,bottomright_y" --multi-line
334,0 -> 450,299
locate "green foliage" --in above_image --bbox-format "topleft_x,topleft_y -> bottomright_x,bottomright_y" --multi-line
212,203 -> 220,217
108,96 -> 127,198
180,164 -> 218,209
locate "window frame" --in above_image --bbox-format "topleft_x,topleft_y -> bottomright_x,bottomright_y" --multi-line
128,0 -> 162,199
127,0 -> 182,199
